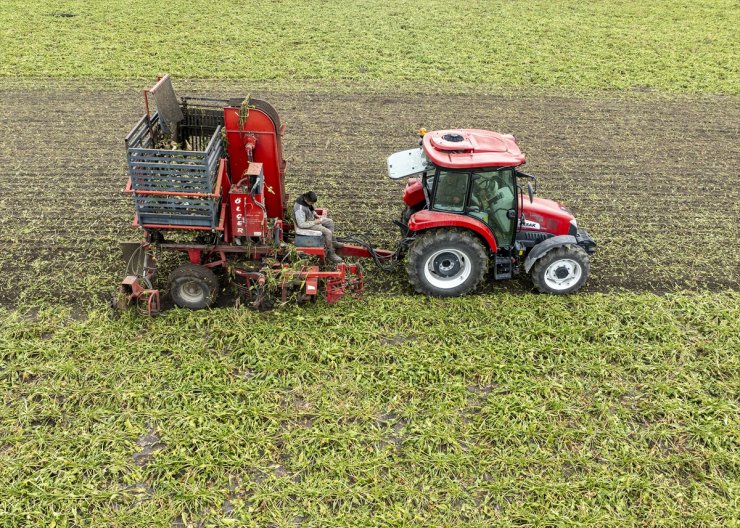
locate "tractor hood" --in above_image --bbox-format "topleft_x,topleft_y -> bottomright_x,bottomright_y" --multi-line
520,195 -> 575,236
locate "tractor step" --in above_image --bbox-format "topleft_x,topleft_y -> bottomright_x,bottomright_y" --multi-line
493,255 -> 513,280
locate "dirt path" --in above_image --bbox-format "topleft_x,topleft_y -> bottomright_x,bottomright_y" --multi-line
0,82 -> 737,306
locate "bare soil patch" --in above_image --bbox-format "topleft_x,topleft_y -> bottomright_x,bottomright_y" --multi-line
0,82 -> 737,306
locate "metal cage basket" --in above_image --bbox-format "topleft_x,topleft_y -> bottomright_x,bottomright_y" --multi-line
125,99 -> 227,229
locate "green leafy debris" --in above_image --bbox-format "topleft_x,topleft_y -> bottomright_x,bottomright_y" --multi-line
1,292 -> 738,526
0,0 -> 737,94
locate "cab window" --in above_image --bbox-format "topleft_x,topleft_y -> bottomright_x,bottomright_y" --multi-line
433,171 -> 468,212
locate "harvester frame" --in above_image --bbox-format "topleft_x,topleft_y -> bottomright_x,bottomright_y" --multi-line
119,76 -> 393,315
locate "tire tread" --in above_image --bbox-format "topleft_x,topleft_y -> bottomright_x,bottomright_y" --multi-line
531,244 -> 590,295
407,229 -> 488,297
168,263 -> 219,309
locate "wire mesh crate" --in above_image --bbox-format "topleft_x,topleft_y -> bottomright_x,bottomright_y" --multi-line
125,99 -> 227,229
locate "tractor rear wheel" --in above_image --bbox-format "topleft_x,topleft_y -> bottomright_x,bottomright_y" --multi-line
531,245 -> 590,294
169,263 -> 219,309
407,229 -> 488,297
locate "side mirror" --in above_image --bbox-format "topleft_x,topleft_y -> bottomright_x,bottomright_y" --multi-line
527,182 -> 534,203
506,209 -> 517,220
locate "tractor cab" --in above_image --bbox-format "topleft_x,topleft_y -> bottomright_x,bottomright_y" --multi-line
388,129 -> 525,250
426,167 -> 518,248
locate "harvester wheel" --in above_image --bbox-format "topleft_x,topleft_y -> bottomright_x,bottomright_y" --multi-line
531,244 -> 590,295
110,290 -> 130,314
407,229 -> 488,297
168,263 -> 219,310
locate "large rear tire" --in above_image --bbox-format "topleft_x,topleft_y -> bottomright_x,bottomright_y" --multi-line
531,245 -> 590,294
169,263 -> 219,309
407,229 -> 488,297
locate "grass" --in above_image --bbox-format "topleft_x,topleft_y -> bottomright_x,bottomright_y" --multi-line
1,292 -> 738,526
0,0 -> 737,524
0,0 -> 738,94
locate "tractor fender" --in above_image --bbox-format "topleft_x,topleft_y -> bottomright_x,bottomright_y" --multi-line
524,235 -> 578,273
408,210 -> 498,252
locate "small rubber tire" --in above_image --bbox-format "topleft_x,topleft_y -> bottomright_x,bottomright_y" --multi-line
407,229 -> 488,297
531,245 -> 590,295
169,263 -> 219,310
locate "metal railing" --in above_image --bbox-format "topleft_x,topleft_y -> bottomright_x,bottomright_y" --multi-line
125,103 -> 225,229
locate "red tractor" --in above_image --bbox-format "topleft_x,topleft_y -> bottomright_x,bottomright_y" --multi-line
119,77 -> 595,314
388,129 -> 596,296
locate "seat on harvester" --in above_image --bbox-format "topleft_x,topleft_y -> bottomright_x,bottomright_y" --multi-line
295,231 -> 324,247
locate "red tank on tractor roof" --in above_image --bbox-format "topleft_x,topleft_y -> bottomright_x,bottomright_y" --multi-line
118,76 -> 596,315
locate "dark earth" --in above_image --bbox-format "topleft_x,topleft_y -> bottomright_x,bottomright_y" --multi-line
0,81 -> 738,307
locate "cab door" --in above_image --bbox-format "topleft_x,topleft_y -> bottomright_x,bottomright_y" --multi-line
468,169 -> 517,247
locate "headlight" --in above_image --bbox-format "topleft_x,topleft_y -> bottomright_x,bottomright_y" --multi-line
570,218 -> 578,229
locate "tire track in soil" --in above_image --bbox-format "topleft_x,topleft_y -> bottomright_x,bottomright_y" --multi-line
0,82 -> 737,306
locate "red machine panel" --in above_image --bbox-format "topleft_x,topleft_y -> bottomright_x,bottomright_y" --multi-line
229,163 -> 267,239
403,177 -> 425,207
223,100 -> 287,222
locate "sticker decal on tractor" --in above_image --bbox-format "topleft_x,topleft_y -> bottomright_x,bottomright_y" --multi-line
522,219 -> 541,230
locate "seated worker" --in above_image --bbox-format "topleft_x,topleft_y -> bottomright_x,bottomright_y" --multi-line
293,191 -> 343,263
468,172 -> 502,224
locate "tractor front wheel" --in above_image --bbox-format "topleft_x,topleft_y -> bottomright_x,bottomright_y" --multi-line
407,229 -> 488,297
169,263 -> 219,309
531,245 -> 590,295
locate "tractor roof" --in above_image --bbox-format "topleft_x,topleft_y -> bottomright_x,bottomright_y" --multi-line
422,129 -> 525,169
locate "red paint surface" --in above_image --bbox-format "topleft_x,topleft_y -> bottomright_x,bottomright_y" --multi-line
408,209 -> 498,252
423,129 -> 525,169
224,106 -> 287,221
520,196 -> 574,235
403,177 -> 425,207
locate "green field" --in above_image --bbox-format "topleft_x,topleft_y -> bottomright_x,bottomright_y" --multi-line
2,293 -> 738,526
1,0 -> 738,94
1,0 -> 738,525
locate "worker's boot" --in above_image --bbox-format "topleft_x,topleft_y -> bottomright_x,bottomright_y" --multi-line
327,249 -> 343,264
332,241 -> 345,250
